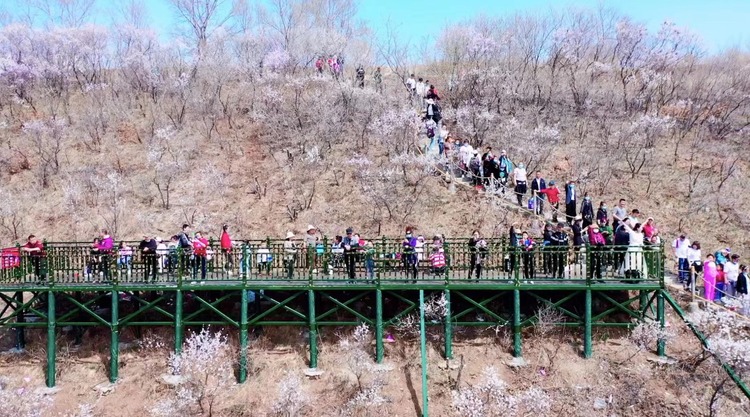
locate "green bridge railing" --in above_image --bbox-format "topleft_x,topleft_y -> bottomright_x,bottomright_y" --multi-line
1,239 -> 664,288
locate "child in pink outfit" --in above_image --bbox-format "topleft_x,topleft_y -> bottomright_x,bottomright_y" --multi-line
703,255 -> 717,301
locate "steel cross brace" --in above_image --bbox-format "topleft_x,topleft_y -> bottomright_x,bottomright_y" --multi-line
119,293 -> 175,326
248,291 -> 307,326
639,291 -> 659,321
452,291 -> 509,326
317,291 -> 373,325
56,292 -> 111,327
591,292 -> 646,323
0,292 -> 47,325
183,293 -> 239,327
382,290 -> 420,327
522,291 -> 583,325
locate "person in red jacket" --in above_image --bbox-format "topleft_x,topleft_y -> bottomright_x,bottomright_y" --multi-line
220,224 -> 233,272
193,231 -> 209,280
21,235 -> 46,281
538,180 -> 561,222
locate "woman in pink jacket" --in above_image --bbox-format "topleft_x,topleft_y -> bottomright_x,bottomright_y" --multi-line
703,254 -> 718,301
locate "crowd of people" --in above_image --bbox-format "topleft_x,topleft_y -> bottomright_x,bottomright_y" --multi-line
7,70 -> 746,317
673,236 -> 748,309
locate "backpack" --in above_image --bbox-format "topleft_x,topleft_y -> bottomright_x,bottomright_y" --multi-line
426,126 -> 435,138
469,157 -> 481,172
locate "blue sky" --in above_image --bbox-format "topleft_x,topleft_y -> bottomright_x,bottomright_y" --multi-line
359,0 -> 749,52
6,0 -> 749,53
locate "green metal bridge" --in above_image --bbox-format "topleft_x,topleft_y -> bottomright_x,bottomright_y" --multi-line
1,239 -> 668,389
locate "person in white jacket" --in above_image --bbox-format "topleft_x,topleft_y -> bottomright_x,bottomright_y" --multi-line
513,163 -> 528,207
725,254 -> 741,297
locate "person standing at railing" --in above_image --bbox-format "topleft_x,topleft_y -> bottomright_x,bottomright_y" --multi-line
220,224 -> 233,273
612,199 -> 627,230
565,181 -> 577,225
467,230 -> 482,280
521,232 -> 535,281
672,234 -> 691,285
571,216 -> 585,270
429,246 -> 446,276
117,241 -> 133,275
304,225 -> 319,274
581,195 -> 594,229
21,235 -> 46,281
725,254 -> 740,298
98,230 -> 114,281
342,228 -> 359,282
161,237 -> 175,273
737,265 -> 748,314
530,171 -> 546,216
177,224 -> 193,274
139,235 -> 158,282
685,241 -> 702,291
539,181 -> 560,223
618,221 -> 647,281
192,232 -> 209,280
364,241 -> 375,282
513,163 -> 528,207
596,201 -> 609,227
87,238 -> 101,279
542,223 -> 553,274
586,224 -> 606,281
715,264 -> 726,301
508,225 -> 520,276
704,254 -> 718,301
401,228 -> 418,283
283,231 -> 299,280
548,223 -> 569,279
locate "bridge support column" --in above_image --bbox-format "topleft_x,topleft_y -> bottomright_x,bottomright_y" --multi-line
513,289 -> 522,357
46,291 -> 56,387
15,292 -> 25,350
444,289 -> 452,360
109,290 -> 119,383
419,290 -> 429,417
308,290 -> 318,368
375,289 -> 384,363
175,290 -> 183,354
657,290 -> 666,357
584,288 -> 592,358
239,289 -> 249,383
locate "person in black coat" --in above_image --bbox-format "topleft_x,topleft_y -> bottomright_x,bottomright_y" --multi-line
565,181 -> 577,224
530,171 -> 546,215
139,235 -> 158,281
737,265 -> 748,296
614,221 -> 631,273
581,195 -> 594,228
548,223 -> 569,279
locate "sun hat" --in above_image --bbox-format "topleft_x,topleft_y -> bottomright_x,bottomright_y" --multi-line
307,225 -> 316,232
286,231 -> 295,239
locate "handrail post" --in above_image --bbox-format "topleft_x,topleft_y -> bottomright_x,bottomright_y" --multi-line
177,246 -> 184,281
444,240 -> 451,284
657,290 -> 666,357
419,290 -> 429,417
242,244 -> 248,285
43,240 -> 52,286
584,288 -> 592,358
322,235 -> 329,277
381,236 -> 387,282
585,244 -> 592,285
